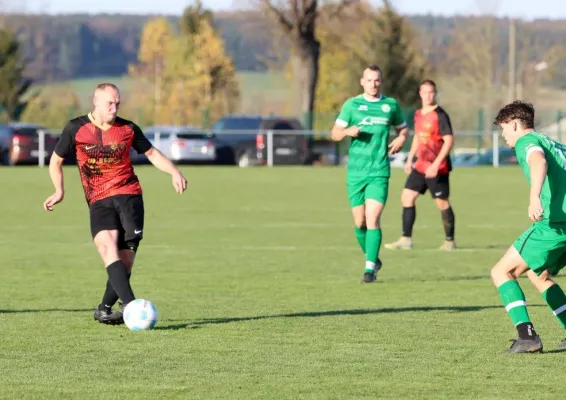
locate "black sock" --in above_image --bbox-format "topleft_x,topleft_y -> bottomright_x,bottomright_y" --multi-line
99,270 -> 131,310
441,207 -> 455,241
517,322 -> 537,340
106,261 -> 135,305
402,206 -> 416,237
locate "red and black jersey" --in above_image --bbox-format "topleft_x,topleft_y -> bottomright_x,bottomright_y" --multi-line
413,106 -> 453,175
54,113 -> 152,205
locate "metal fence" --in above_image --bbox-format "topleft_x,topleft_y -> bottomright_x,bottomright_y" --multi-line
23,127 -> 526,169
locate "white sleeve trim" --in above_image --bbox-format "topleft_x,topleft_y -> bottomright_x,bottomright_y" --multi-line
395,121 -> 407,129
335,119 -> 348,128
526,146 -> 544,165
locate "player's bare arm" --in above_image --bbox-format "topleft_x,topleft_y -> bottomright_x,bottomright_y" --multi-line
404,131 -> 420,174
527,149 -> 547,222
425,135 -> 454,178
145,147 -> 188,194
43,153 -> 66,211
388,125 -> 408,155
331,124 -> 360,141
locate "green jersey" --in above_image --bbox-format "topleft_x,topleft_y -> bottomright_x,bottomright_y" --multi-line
336,94 -> 406,178
515,132 -> 566,223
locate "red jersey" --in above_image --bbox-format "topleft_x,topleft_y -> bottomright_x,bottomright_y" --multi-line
54,114 -> 152,205
413,106 -> 453,175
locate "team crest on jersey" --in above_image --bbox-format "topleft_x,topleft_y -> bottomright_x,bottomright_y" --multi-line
381,104 -> 391,113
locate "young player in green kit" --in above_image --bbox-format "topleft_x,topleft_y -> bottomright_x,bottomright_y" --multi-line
331,65 -> 409,283
492,100 -> 566,353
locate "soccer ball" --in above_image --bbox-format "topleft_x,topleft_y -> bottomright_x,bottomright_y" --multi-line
123,299 -> 158,331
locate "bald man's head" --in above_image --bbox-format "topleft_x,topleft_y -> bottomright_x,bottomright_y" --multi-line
93,83 -> 120,125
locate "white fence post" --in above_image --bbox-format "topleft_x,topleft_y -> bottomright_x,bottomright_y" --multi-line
492,131 -> 499,168
267,130 -> 274,167
38,129 -> 45,168
155,132 -> 161,149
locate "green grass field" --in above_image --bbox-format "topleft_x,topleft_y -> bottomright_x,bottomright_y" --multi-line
1,165 -> 566,399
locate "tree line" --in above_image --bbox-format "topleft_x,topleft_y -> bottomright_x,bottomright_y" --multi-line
1,0 -> 566,129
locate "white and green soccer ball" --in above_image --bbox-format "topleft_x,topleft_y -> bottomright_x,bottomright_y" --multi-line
124,299 -> 158,331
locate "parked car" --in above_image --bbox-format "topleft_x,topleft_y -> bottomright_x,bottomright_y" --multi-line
131,125 -> 216,164
0,123 -> 57,165
389,151 -> 409,168
210,115 -> 311,167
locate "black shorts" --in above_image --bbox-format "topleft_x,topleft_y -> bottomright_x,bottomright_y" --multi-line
405,170 -> 450,199
89,194 -> 144,251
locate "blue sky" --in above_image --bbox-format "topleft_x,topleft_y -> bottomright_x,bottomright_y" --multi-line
10,0 -> 566,20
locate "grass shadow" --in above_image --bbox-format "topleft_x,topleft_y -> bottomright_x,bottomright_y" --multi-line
400,275 -> 490,283
0,308 -> 91,314
154,305 -> 546,331
543,348 -> 566,354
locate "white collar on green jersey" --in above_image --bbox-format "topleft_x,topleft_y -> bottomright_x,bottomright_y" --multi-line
362,94 -> 383,102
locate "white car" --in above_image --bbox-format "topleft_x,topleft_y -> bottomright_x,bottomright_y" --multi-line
389,151 -> 408,168
132,125 -> 216,164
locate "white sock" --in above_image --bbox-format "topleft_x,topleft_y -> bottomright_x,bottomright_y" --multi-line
365,261 -> 376,272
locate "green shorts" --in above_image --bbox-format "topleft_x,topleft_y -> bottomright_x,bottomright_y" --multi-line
347,176 -> 389,207
513,221 -> 566,276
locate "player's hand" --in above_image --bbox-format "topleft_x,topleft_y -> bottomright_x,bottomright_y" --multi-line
388,136 -> 406,155
172,171 -> 187,194
404,160 -> 413,175
528,197 -> 544,222
346,126 -> 360,137
43,191 -> 64,211
425,164 -> 439,178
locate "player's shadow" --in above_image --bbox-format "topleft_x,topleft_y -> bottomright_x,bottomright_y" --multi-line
402,275 -> 489,283
0,308 -> 91,314
447,244 -> 510,251
154,305 -> 546,331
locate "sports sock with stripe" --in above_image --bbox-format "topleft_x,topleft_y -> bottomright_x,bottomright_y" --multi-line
498,280 -> 535,339
542,283 -> 566,328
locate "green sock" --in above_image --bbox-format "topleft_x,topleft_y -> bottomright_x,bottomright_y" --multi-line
498,280 -> 531,326
542,284 -> 566,328
364,228 -> 382,273
355,226 -> 367,254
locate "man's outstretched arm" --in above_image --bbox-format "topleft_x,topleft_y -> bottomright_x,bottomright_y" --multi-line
145,147 -> 188,194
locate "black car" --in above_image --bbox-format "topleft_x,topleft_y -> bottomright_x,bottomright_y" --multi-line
0,123 -> 57,165
210,115 -> 311,167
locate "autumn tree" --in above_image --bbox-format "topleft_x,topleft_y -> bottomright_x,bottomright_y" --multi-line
443,16 -> 501,132
350,1 -> 431,108
127,17 -> 175,124
0,28 -> 33,121
179,0 -> 213,36
312,25 -> 356,128
312,1 -> 429,129
160,4 -> 240,126
261,0 -> 356,130
20,87 -> 80,127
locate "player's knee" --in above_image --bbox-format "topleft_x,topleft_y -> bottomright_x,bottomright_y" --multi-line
490,265 -> 508,286
401,190 -> 417,207
353,215 -> 366,229
435,198 -> 450,210
352,206 -> 366,228
364,211 -> 381,229
528,269 -> 550,284
95,242 -> 119,261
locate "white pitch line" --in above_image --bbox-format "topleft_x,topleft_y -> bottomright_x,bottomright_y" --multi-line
0,240 -> 502,252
